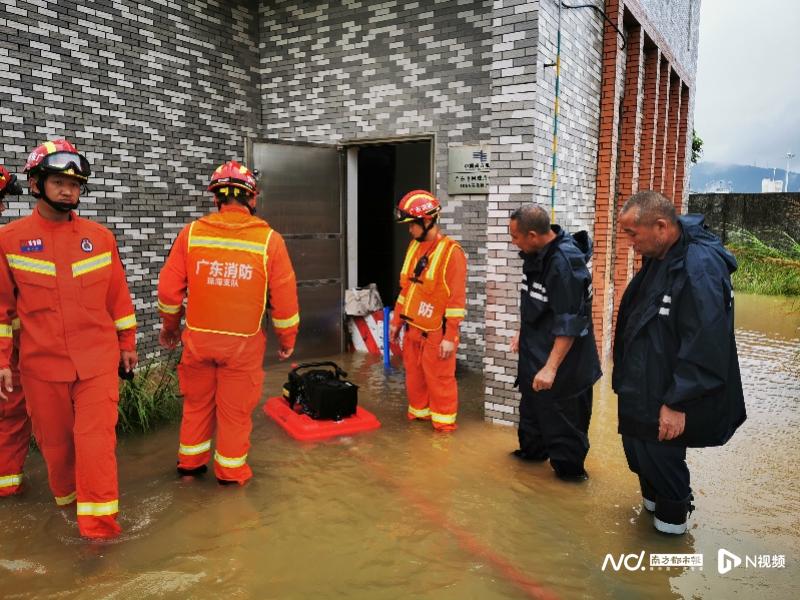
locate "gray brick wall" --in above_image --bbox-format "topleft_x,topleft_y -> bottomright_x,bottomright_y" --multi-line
532,0 -> 604,233
482,0 -> 539,424
636,0 -> 700,78
483,0 -> 604,426
1,0 -> 700,427
0,0 -> 261,359
258,0 -> 495,370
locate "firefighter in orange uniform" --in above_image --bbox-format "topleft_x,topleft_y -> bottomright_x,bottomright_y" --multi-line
0,165 -> 31,497
389,190 -> 467,431
158,160 -> 299,485
0,140 -> 138,539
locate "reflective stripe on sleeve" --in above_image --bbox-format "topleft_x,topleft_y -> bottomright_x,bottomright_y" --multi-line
0,324 -> 12,338
114,313 -> 137,331
272,313 -> 299,329
158,300 -> 182,315
444,308 -> 465,318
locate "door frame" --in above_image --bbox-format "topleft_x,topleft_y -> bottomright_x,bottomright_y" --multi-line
338,134 -> 436,290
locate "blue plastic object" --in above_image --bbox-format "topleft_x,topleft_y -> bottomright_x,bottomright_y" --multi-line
383,306 -> 391,370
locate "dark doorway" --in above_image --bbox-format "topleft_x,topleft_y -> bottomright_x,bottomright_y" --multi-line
356,140 -> 431,307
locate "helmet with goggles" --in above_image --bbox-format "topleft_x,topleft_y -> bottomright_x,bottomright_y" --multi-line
396,190 -> 441,223
23,139 -> 91,182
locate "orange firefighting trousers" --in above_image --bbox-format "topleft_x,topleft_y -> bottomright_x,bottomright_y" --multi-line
21,371 -> 121,539
0,365 -> 29,497
402,325 -> 458,431
176,330 -> 266,484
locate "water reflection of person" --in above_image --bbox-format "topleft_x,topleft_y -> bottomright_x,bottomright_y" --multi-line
508,204 -> 601,481
614,191 -> 746,534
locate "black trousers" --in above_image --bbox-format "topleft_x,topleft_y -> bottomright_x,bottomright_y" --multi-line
622,435 -> 693,523
518,387 -> 592,476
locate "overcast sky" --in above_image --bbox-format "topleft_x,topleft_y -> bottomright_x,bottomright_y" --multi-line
694,0 -> 800,167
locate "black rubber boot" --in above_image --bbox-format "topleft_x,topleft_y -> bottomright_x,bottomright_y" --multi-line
177,464 -> 208,477
511,449 -> 549,462
552,461 -> 589,482
654,495 -> 695,534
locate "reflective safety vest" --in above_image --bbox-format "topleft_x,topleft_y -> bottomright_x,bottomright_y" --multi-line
185,215 -> 273,337
398,235 -> 461,332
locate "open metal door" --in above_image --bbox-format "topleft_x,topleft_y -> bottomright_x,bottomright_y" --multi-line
251,141 -> 344,359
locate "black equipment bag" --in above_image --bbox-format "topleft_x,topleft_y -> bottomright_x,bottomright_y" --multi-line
283,362 -> 358,421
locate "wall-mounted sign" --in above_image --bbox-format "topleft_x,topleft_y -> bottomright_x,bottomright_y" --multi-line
448,145 -> 490,195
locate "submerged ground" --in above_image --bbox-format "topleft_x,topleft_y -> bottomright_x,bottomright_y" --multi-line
1,293 -> 798,599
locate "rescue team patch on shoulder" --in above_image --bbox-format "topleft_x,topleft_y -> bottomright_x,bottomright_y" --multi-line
81,238 -> 93,252
20,238 -> 44,253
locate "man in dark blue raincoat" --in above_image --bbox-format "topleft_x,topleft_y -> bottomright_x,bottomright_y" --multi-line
614,190 -> 746,534
509,204 -> 601,481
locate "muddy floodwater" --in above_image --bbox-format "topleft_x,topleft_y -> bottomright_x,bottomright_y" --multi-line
1,293 -> 798,599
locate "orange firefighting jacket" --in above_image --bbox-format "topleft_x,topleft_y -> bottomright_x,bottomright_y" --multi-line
0,207 -> 137,381
392,234 -> 467,342
158,204 -> 299,349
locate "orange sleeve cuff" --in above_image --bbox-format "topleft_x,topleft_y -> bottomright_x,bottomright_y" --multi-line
276,330 -> 298,350
161,313 -> 182,333
118,328 -> 136,352
443,320 -> 461,343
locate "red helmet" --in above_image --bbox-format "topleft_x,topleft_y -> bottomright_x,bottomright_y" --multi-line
208,160 -> 258,195
0,166 -> 22,198
23,138 -> 91,182
396,190 -> 441,223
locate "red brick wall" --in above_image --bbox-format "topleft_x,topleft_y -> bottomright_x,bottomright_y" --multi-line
592,5 -> 695,360
638,44 -> 661,191
652,58 -> 671,193
611,24 -> 644,326
590,0 -> 625,360
663,71 -> 682,202
673,83 -> 691,213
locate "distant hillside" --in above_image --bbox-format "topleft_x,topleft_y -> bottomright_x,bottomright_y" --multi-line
690,162 -> 800,193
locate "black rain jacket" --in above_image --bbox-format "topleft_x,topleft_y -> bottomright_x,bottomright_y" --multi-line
517,226 -> 602,400
612,214 -> 746,447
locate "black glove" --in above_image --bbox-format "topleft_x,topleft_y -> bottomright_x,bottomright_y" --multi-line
118,362 -> 134,381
